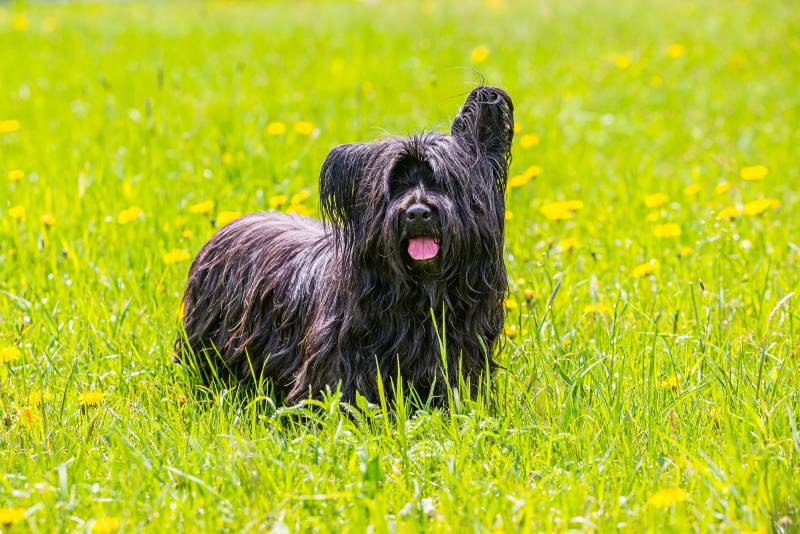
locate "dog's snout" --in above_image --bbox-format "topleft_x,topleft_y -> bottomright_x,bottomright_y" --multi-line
405,203 -> 432,222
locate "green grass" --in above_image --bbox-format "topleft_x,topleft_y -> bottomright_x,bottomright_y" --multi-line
2,0 -> 799,531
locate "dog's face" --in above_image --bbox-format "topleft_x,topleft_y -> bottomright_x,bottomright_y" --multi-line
320,87 -> 514,283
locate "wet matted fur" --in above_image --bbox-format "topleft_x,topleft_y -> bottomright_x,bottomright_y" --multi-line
177,86 -> 514,406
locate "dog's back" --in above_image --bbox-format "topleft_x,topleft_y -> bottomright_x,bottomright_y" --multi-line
177,212 -> 330,394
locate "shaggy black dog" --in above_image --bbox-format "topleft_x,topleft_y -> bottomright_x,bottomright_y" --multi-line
177,86 -> 514,406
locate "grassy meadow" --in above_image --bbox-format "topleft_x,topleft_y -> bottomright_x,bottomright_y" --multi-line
2,0 -> 799,531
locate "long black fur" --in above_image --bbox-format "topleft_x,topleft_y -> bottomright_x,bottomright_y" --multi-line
177,86 -> 514,406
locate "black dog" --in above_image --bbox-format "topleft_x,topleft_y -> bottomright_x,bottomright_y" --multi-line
177,86 -> 513,406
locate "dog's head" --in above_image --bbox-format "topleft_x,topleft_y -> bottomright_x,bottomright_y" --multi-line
319,86 -> 513,283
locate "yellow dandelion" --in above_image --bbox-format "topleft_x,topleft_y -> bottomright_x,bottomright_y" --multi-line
714,182 -> 731,194
286,204 -> 311,217
644,193 -> 669,208
742,198 -> 780,216
678,246 -> 694,257
740,165 -> 767,182
221,152 -> 234,164
646,211 -> 660,222
717,206 -> 740,220
559,238 -> 578,252
583,303 -> 608,314
8,205 -> 26,221
684,183 -> 701,196
647,487 -> 688,508
504,325 -> 517,337
92,516 -> 120,534
117,206 -> 143,224
266,121 -> 286,136
609,53 -> 631,69
180,229 -> 194,239
41,214 -> 56,227
0,119 -> 21,134
29,389 -> 52,406
666,43 -> 686,58
653,223 -> 681,238
216,210 -> 242,226
524,288 -> 535,300
78,390 -> 106,407
18,406 -> 38,427
163,248 -> 191,264
12,14 -> 29,32
519,134 -> 540,148
7,169 -> 24,182
504,298 -> 518,310
632,259 -> 660,278
470,45 -> 490,64
658,376 -> 679,390
513,122 -> 522,134
269,195 -> 288,209
504,210 -> 513,220
290,190 -> 311,205
541,200 -> 582,221
508,165 -> 542,188
0,346 -> 22,363
293,121 -> 315,136
188,200 -> 214,215
0,508 -> 26,526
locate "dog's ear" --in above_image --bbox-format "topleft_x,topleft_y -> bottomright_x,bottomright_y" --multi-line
319,143 -> 374,229
451,86 -> 514,179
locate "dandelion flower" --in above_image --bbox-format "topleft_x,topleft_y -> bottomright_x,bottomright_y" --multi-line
666,43 -> 686,58
18,406 -> 38,427
658,376 -> 679,390
0,346 -> 21,363
742,198 -> 780,216
559,238 -> 578,252
117,206 -> 143,224
513,122 -> 522,134
740,165 -> 768,182
286,204 -> 311,217
524,288 -> 535,300
504,325 -> 517,337
609,53 -> 631,69
504,210 -> 513,220
714,182 -> 731,194
92,516 -> 120,534
181,229 -> 194,239
188,200 -> 214,215
541,200 -> 582,221
504,298 -> 518,310
293,121 -> 315,136
12,14 -> 29,32
0,119 -> 21,134
8,205 -> 25,220
717,206 -> 740,220
583,303 -> 608,314
266,122 -> 286,136
29,389 -> 52,406
216,210 -> 242,226
470,45 -> 490,64
7,169 -> 24,182
0,508 -> 26,525
269,195 -> 287,209
78,390 -> 106,407
221,152 -> 234,164
647,487 -> 688,508
653,223 -> 681,238
163,248 -> 191,264
41,214 -> 55,227
678,246 -> 694,257
644,193 -> 669,208
632,259 -> 660,278
683,184 -> 701,196
519,134 -> 540,148
290,190 -> 311,205
646,211 -> 660,222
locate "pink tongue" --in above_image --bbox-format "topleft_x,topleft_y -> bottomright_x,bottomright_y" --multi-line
408,238 -> 439,261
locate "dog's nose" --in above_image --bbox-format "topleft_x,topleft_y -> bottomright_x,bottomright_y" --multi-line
405,204 -> 432,222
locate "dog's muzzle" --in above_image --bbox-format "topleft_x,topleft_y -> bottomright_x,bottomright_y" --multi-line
403,203 -> 440,261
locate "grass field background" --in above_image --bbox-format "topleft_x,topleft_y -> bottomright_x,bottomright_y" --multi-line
2,0 -> 799,531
